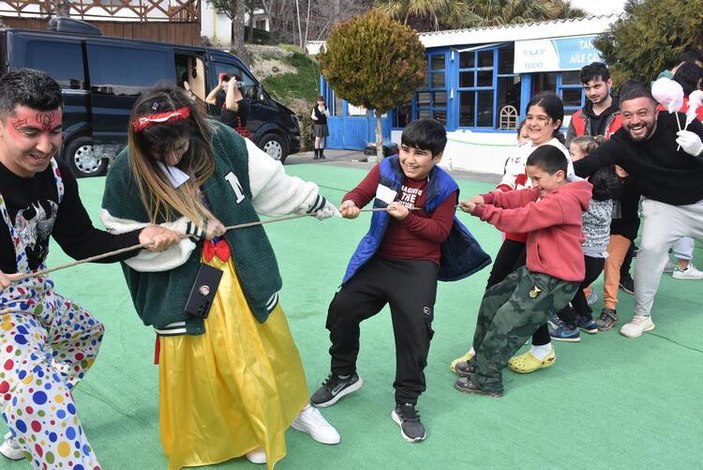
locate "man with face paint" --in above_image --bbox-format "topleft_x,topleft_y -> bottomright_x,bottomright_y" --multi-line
0,69 -> 181,467
573,80 -> 703,339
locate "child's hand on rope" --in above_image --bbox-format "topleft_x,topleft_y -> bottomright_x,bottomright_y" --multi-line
459,195 -> 484,213
340,200 -> 360,219
386,202 -> 409,220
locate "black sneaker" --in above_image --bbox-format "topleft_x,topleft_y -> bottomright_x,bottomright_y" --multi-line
455,358 -> 477,377
455,376 -> 503,398
391,403 -> 426,442
310,373 -> 363,407
619,274 -> 635,295
596,308 -> 618,331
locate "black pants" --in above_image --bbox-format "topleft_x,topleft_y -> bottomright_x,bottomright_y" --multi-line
486,239 -> 527,289
556,255 -> 606,326
621,243 -> 635,277
326,256 -> 438,405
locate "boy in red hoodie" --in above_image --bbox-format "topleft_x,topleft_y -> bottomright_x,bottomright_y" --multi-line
454,145 -> 591,397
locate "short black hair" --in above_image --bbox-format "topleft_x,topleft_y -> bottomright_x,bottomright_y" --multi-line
0,68 -> 63,116
673,62 -> 702,95
619,79 -> 655,105
526,145 -> 568,175
401,118 -> 447,157
678,47 -> 703,65
580,62 -> 611,84
590,166 -> 623,201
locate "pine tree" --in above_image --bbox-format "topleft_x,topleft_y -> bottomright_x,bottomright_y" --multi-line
594,0 -> 703,85
318,10 -> 425,160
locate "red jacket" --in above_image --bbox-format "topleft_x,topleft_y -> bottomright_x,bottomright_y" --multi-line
472,180 -> 592,282
656,97 -> 703,121
567,108 -> 622,144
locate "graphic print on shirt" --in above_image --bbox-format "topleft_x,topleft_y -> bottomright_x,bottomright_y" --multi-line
398,184 -> 423,209
14,199 -> 58,270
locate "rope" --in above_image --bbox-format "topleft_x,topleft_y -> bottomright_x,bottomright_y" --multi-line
11,207 -> 409,282
316,184 -> 353,193
17,240 -> 158,280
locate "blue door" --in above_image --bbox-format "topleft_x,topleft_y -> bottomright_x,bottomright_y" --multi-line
325,100 -> 392,150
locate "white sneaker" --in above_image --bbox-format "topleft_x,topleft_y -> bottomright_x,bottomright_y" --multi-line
245,448 -> 266,465
619,315 -> 655,338
0,432 -> 24,461
291,404 -> 340,445
672,263 -> 703,280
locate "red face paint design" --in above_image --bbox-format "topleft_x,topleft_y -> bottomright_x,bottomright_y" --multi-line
11,118 -> 28,131
36,111 -> 55,131
0,105 -> 63,178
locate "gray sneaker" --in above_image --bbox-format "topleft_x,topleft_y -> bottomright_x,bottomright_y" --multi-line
310,373 -> 363,407
391,403 -> 426,442
596,308 -> 618,331
0,433 -> 24,461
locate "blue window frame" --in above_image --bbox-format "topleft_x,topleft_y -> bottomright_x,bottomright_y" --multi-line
557,70 -> 585,116
457,45 -> 521,130
530,71 -> 585,117
458,48 -> 494,128
415,52 -> 448,125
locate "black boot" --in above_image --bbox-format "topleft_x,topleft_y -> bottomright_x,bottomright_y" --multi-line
319,148 -> 326,159
313,149 -> 319,159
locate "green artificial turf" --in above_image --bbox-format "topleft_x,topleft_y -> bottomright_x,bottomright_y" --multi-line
5,162 -> 702,469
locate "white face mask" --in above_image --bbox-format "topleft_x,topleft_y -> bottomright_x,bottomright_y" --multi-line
157,161 -> 190,188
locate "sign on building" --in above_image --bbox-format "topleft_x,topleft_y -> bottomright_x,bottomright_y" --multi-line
513,35 -> 603,73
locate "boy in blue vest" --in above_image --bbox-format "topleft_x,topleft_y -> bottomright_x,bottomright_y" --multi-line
310,119 -> 490,443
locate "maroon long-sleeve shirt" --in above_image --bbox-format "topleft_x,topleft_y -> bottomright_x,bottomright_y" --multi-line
343,164 -> 457,264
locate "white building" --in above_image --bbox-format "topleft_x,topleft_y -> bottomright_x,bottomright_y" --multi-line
312,14 -> 622,174
200,4 -> 269,46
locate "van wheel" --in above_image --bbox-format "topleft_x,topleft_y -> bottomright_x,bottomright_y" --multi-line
258,134 -> 288,164
64,137 -> 109,177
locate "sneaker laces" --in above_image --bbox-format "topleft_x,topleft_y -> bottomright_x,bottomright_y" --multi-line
548,312 -> 565,328
321,373 -> 342,391
300,405 -> 328,427
630,315 -> 650,326
600,309 -> 616,321
397,403 -> 420,422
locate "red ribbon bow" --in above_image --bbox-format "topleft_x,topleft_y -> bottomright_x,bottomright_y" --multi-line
131,107 -> 191,132
203,239 -> 231,262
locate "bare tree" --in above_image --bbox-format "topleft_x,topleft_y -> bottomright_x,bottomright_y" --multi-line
232,0 -> 246,58
265,0 -> 374,45
50,0 -> 71,17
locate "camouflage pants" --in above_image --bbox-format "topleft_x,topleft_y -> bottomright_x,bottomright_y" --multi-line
472,266 -> 578,393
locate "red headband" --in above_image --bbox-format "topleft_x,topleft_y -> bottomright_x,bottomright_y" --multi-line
131,107 -> 191,132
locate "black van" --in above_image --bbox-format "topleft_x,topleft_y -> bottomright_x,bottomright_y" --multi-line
0,18 -> 301,176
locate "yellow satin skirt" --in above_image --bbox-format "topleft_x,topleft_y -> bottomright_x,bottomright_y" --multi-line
158,257 -> 309,469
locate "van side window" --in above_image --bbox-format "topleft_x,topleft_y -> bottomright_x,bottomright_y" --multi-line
212,62 -> 260,102
26,40 -> 85,90
87,45 -> 173,96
